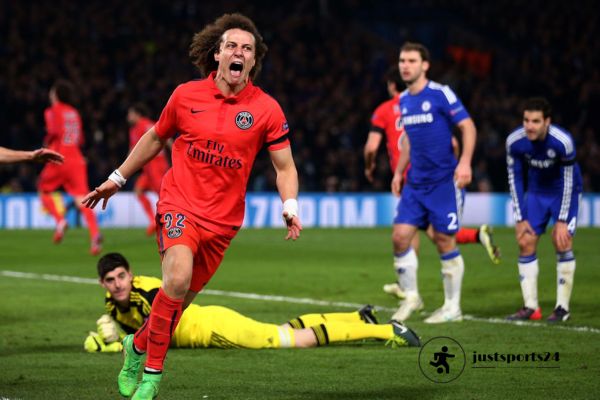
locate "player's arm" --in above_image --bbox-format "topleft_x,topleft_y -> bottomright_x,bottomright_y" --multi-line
0,147 -> 64,164
363,131 -> 383,183
269,147 -> 302,240
554,143 -> 578,248
82,127 -> 166,210
454,117 -> 476,188
506,147 -> 533,238
391,134 -> 410,196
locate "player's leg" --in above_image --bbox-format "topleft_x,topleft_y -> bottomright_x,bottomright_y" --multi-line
454,224 -> 502,265
72,194 -> 102,254
287,305 -> 377,328
127,212 -> 202,398
476,224 -> 502,264
547,192 -> 580,322
455,187 -> 500,263
38,164 -> 67,241
389,185 -> 426,320
39,191 -> 63,223
299,320 -> 420,348
134,173 -> 157,235
134,221 -> 231,397
40,191 -> 68,242
383,233 -> 420,299
506,194 -> 548,321
130,244 -> 192,399
423,180 -> 464,324
391,223 -> 423,322
118,333 -> 145,397
67,162 -> 102,254
455,227 -> 478,244
507,233 -> 541,320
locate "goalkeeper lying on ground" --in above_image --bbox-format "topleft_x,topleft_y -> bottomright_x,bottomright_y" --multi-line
85,253 -> 420,352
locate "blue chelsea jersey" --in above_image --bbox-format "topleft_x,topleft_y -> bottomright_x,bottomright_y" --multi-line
399,81 -> 470,185
506,124 -> 582,221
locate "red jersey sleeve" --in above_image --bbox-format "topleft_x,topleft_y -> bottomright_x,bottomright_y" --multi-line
369,103 -> 387,134
264,101 -> 290,151
154,87 -> 180,140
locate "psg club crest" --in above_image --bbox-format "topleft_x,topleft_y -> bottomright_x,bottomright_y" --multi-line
235,111 -> 254,130
167,227 -> 182,239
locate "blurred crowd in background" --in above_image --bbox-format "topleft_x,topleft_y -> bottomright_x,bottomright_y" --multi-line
1,0 -> 599,194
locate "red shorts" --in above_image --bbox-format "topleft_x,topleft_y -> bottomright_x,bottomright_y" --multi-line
156,210 -> 232,292
38,158 -> 90,196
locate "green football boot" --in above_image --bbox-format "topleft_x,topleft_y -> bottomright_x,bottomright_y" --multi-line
132,372 -> 162,400
118,334 -> 144,397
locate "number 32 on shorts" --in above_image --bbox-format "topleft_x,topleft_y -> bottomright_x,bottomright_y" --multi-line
164,212 -> 186,239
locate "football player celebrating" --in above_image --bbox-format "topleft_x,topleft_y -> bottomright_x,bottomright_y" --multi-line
82,13 -> 302,399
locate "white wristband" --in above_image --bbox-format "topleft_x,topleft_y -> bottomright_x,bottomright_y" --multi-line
282,198 -> 298,220
108,169 -> 127,188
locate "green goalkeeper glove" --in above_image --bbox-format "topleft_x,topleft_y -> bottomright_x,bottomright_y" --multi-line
84,331 -> 123,353
96,314 -> 124,343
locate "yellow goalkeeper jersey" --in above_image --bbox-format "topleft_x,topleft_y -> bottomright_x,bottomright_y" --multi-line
105,275 -> 161,334
105,276 -> 290,349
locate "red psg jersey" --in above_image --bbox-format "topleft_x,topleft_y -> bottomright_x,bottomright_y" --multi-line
154,72 -> 290,237
43,101 -> 85,158
370,94 -> 404,172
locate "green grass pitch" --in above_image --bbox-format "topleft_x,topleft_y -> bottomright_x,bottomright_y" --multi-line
1,227 -> 599,399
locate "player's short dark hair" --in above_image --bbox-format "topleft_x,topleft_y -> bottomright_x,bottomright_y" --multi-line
523,97 -> 552,119
52,79 -> 75,105
385,66 -> 403,91
129,102 -> 150,117
189,13 -> 268,80
400,42 -> 431,63
97,253 -> 130,280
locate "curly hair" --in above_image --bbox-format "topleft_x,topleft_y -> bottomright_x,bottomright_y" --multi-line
189,13 -> 268,80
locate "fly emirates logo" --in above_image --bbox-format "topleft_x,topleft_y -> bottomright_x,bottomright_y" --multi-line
186,140 -> 243,169
402,113 -> 434,126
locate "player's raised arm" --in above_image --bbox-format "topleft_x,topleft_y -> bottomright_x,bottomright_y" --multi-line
454,117 -> 476,188
269,146 -> 302,240
82,127 -> 166,210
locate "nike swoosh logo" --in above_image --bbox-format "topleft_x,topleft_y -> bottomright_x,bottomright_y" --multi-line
395,324 -> 408,334
190,108 -> 206,114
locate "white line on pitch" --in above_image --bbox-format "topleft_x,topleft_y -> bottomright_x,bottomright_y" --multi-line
2,269 -> 599,335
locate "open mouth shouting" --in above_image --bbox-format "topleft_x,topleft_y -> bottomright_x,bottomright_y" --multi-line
230,61 -> 244,79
